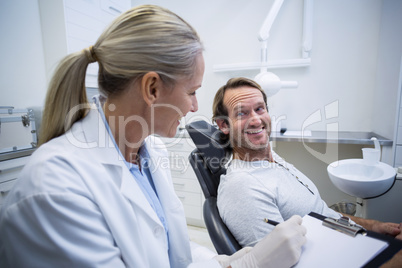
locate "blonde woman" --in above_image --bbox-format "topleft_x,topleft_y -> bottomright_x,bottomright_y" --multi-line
0,5 -> 305,268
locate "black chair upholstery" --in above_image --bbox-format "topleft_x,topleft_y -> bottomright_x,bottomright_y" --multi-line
186,121 -> 242,255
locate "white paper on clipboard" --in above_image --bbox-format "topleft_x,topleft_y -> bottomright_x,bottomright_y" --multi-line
294,214 -> 388,268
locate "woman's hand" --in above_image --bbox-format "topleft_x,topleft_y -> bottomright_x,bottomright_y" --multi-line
229,215 -> 307,268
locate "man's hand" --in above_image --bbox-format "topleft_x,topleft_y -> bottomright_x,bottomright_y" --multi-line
371,221 -> 401,237
395,223 -> 402,240
347,214 -> 402,238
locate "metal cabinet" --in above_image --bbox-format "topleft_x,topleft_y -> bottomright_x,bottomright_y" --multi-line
0,156 -> 30,208
0,107 -> 37,209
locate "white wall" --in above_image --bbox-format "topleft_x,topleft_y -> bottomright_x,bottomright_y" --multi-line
0,0 -> 48,108
132,0 -> 397,137
37,0 -> 68,86
373,0 -> 402,150
2,0 -> 399,137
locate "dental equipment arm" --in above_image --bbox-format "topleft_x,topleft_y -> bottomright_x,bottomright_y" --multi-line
258,0 -> 284,41
255,0 -> 298,96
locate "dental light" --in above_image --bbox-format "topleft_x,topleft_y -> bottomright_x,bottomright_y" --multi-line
255,71 -> 297,97
255,0 -> 298,97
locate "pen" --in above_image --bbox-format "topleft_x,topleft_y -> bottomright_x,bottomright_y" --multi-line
264,218 -> 279,226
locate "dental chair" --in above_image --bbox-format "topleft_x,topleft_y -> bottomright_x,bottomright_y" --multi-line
185,120 -> 242,255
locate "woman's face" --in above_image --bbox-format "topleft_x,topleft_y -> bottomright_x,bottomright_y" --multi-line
153,53 -> 205,138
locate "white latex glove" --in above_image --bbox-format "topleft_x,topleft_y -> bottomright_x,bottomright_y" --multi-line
230,215 -> 307,268
214,247 -> 253,268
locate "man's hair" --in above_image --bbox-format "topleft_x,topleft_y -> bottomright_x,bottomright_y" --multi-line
212,77 -> 268,124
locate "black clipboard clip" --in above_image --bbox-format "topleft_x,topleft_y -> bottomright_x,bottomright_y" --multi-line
323,216 -> 367,237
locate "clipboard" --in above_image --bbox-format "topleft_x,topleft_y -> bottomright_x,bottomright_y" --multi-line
294,212 -> 402,268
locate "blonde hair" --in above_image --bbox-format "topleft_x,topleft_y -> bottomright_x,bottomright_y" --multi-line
39,5 -> 203,145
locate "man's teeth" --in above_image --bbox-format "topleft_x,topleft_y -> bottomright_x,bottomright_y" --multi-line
246,129 -> 263,134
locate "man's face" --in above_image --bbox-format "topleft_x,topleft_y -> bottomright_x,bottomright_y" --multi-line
221,86 -> 271,153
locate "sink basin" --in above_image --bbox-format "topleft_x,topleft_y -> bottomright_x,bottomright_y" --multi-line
327,159 -> 396,199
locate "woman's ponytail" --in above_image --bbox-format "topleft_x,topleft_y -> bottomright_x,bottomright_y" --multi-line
39,48 -> 94,145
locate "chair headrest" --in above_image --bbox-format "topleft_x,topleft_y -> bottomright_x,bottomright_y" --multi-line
185,121 -> 231,174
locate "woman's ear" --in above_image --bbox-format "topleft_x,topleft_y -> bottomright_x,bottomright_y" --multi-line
141,72 -> 161,106
216,118 -> 230,135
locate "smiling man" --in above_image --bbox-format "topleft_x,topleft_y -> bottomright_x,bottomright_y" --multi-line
213,77 -> 273,162
212,77 -> 402,248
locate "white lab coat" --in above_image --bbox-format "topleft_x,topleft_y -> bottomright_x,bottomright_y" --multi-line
0,104 -> 220,268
